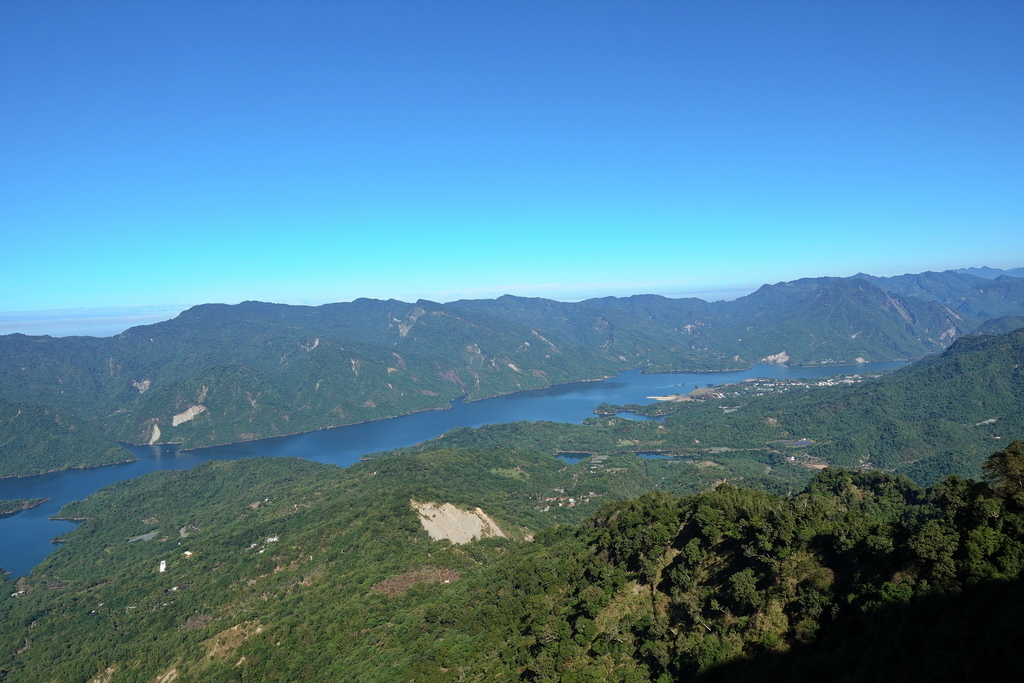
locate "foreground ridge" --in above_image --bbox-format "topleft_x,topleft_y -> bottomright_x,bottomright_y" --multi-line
1,443 -> 1022,680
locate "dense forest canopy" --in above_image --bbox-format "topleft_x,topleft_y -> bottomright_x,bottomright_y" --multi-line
1,444 -> 1021,681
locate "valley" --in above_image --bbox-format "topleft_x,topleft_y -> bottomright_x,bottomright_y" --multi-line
0,363 -> 895,579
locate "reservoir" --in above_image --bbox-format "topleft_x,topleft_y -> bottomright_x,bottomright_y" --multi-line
0,363 -> 904,577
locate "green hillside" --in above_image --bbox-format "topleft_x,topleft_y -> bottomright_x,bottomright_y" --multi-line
0,398 -> 133,477
1,443 -> 1021,681
973,315 -> 1024,335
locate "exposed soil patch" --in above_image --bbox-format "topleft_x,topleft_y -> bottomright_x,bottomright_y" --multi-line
181,613 -> 213,631
411,500 -> 506,544
203,620 -> 263,659
369,567 -> 462,597
89,666 -> 116,683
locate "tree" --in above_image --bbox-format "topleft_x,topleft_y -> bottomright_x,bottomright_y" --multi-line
981,441 -> 1024,495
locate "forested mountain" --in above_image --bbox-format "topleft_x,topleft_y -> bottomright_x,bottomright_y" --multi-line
851,269 -> 1024,321
0,398 -> 128,476
0,300 -> 622,473
1,444 -> 1021,681
0,270 -> 1021,476
410,328 -> 1024,486
974,315 -> 1024,335
460,275 -> 976,369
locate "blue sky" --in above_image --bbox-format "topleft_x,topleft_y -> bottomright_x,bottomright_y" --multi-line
2,0 -> 1022,335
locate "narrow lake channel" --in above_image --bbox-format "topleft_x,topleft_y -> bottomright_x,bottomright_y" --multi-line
0,363 -> 905,578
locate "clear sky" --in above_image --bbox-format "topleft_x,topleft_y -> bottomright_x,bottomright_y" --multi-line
2,0 -> 1022,335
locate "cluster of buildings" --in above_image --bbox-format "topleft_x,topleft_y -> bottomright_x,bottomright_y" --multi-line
738,374 -> 866,396
540,489 -> 598,512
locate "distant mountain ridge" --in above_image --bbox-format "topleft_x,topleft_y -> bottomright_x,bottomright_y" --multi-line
850,269 -> 1024,321
1,268 -> 1023,475
953,265 -> 1024,279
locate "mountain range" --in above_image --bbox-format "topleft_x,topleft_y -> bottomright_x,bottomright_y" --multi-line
0,268 -> 1022,476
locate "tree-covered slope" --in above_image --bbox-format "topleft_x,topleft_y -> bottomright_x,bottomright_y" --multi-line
0,299 -> 625,461
661,327 -> 1024,483
0,398 -> 133,477
453,294 -> 743,371
973,314 -> 1024,335
854,270 -> 1024,323
703,277 -> 965,364
2,444 -> 1021,681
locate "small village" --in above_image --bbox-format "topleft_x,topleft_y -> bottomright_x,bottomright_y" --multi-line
733,373 -> 875,396
539,487 -> 600,512
642,372 -> 881,407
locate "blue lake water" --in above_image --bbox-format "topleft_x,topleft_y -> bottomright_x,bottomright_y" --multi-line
636,452 -> 680,460
0,363 -> 904,577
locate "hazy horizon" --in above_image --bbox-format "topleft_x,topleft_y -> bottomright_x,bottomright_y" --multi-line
0,282 -> 761,338
3,265 -> 1021,338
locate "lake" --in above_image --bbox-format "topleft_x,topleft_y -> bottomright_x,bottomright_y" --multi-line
0,362 -> 904,578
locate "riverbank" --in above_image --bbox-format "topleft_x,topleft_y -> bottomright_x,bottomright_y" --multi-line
0,455 -> 138,480
151,371 -> 626,453
0,498 -> 50,517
